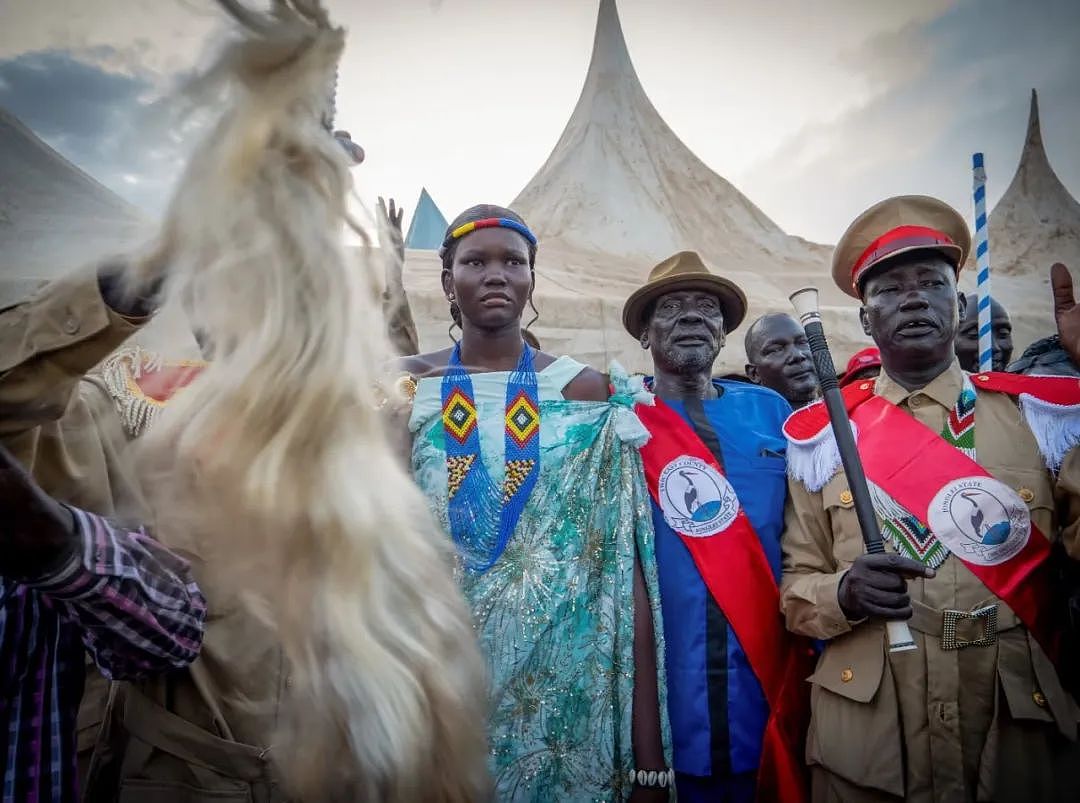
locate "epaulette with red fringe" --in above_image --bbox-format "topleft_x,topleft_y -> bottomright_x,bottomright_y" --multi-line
970,371 -> 1080,471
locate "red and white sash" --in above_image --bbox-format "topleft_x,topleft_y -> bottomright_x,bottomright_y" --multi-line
784,372 -> 1080,665
636,398 -> 811,803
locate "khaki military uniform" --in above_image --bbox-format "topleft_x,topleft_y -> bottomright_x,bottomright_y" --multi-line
0,269 -> 149,518
781,361 -> 1080,802
0,271 -> 288,800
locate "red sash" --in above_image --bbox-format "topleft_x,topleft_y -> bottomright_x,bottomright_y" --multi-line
788,377 -> 1060,663
636,399 -> 810,803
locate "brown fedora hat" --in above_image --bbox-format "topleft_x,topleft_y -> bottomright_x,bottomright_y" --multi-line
622,251 -> 748,339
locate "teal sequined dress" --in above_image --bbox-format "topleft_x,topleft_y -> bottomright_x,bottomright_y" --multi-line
409,357 -> 670,802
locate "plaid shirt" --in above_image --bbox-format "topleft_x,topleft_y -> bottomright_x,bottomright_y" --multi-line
0,508 -> 206,802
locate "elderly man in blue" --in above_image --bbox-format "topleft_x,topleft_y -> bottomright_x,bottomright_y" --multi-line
622,252 -> 811,803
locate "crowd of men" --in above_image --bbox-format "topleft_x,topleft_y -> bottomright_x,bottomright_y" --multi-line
2,126 -> 1080,803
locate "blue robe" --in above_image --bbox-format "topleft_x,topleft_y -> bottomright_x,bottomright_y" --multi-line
649,379 -> 790,801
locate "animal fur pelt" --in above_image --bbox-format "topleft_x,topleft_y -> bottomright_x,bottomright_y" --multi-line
127,2 -> 490,799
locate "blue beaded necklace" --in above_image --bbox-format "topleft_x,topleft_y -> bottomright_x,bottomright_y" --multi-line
440,342 -> 540,571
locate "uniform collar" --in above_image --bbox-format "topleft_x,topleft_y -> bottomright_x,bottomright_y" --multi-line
874,358 -> 964,408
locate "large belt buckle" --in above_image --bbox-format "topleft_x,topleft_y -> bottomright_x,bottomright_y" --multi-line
941,605 -> 998,650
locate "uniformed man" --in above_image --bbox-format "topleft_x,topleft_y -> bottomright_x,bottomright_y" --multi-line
780,195 -> 1080,803
623,251 -> 811,803
744,312 -> 819,407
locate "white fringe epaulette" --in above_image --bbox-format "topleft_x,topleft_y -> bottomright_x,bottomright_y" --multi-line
607,361 -> 654,447
99,346 -> 166,439
783,400 -> 858,493
1017,391 -> 1080,472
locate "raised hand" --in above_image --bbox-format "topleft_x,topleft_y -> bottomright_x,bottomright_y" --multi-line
0,445 -> 78,581
377,196 -> 405,264
1051,263 -> 1080,366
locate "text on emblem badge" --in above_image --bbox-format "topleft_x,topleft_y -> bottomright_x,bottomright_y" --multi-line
658,456 -> 740,537
927,476 -> 1031,566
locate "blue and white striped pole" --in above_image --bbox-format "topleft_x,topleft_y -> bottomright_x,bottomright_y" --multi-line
972,153 -> 993,372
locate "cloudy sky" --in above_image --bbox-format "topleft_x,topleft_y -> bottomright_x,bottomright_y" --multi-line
1,0 -> 1077,244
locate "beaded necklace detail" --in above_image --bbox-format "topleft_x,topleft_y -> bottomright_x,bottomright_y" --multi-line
441,342 -> 540,571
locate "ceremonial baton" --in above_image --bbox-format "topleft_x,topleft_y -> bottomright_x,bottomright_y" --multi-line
790,287 -> 917,653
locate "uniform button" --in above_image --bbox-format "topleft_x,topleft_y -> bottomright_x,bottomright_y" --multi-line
909,395 -> 922,408
1018,487 -> 1035,503
62,315 -> 80,335
1033,690 -> 1048,708
839,490 -> 854,507
840,668 -> 854,683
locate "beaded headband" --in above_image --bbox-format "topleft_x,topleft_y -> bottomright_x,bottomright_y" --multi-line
441,217 -> 538,253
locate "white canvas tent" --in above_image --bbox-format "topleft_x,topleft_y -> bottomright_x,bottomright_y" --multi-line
2,2 -> 1075,369
0,106 -> 152,307
401,0 -> 836,373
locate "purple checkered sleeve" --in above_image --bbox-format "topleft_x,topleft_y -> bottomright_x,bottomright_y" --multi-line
26,508 -> 207,680
1,509 -> 206,802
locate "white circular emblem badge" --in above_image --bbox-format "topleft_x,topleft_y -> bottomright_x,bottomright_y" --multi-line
658,456 -> 740,537
927,476 -> 1031,566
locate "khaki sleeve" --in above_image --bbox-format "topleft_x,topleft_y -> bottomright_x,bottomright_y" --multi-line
780,477 -> 855,641
0,267 -> 145,436
1054,445 -> 1080,559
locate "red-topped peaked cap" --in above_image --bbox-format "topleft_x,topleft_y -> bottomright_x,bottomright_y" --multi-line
833,195 -> 971,299
840,346 -> 881,386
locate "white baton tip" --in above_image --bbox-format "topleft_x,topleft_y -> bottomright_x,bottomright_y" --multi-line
886,620 -> 918,652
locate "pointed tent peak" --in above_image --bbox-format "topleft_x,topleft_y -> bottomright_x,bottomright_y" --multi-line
1023,88 -> 1044,158
404,187 -> 449,251
418,187 -> 437,207
1002,86 -> 1071,193
512,0 -> 814,264
585,0 -> 640,87
987,89 -> 1080,276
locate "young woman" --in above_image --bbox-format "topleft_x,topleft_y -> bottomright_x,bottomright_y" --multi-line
398,205 -> 672,801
